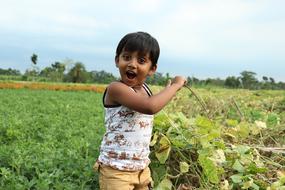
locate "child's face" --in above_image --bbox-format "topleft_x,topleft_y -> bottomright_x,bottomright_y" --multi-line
116,51 -> 156,87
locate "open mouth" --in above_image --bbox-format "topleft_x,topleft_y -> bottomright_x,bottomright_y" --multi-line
126,70 -> 137,79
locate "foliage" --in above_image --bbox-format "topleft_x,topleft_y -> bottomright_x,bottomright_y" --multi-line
225,76 -> 241,88
0,89 -> 104,189
1,61 -> 285,89
240,71 -> 258,89
89,70 -> 117,84
31,54 -> 38,65
150,87 -> 285,189
0,84 -> 284,189
0,68 -> 21,76
65,62 -> 88,83
146,72 -> 169,86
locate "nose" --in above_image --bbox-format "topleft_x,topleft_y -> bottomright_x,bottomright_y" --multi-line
127,58 -> 137,68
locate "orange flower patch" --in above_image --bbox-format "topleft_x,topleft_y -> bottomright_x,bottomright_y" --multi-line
0,82 -> 106,93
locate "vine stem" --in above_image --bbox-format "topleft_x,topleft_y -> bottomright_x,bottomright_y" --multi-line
231,97 -> 244,120
161,110 -> 188,143
183,85 -> 210,119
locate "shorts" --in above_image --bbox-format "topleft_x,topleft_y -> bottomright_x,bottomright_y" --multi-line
93,162 -> 152,190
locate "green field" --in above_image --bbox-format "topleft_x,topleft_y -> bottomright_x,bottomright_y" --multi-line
0,88 -> 284,189
0,89 -> 104,189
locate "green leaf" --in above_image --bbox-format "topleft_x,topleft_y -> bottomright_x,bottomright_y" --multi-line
226,119 -> 238,127
170,138 -> 186,148
151,164 -> 167,188
150,132 -> 159,146
247,163 -> 267,174
251,183 -> 260,190
198,155 -> 219,184
266,113 -> 280,128
155,135 -> 171,164
242,178 -> 254,189
155,178 -> 172,190
235,145 -> 251,155
232,159 -> 245,173
154,114 -> 171,130
174,112 -> 190,128
230,174 -> 243,183
210,149 -> 226,165
179,162 -> 189,174
237,122 -> 250,139
196,116 -> 213,130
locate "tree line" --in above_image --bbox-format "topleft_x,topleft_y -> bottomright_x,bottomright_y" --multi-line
0,55 -> 284,90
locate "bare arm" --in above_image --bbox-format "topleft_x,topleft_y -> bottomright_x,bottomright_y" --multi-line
106,76 -> 186,114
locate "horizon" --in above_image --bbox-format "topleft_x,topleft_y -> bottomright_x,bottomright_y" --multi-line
0,63 -> 283,83
1,0 -> 285,82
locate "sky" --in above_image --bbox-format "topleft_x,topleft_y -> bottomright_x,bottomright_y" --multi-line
0,0 -> 285,82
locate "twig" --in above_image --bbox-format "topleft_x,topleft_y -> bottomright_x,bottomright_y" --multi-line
270,103 -> 275,112
231,97 -> 244,120
226,142 -> 285,155
183,85 -> 210,119
255,147 -> 285,155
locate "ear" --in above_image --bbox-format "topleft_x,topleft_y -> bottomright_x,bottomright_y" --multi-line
148,65 -> 157,76
115,56 -> 119,68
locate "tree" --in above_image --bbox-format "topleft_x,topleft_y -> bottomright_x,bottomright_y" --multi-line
269,77 -> 275,84
262,76 -> 268,82
31,54 -> 38,65
51,62 -> 66,81
146,72 -> 167,85
205,78 -> 224,86
240,71 -> 258,89
89,70 -> 117,84
0,68 -> 21,75
225,76 -> 241,88
65,62 -> 87,83
29,53 -> 39,81
39,67 -> 54,78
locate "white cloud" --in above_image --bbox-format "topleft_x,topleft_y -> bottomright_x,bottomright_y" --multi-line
153,0 -> 285,61
0,0 -> 285,81
0,1 -> 111,37
127,0 -> 163,13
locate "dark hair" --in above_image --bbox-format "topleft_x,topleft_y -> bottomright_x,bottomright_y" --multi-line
115,32 -> 160,66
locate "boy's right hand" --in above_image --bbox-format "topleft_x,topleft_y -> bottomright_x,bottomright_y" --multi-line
170,76 -> 187,90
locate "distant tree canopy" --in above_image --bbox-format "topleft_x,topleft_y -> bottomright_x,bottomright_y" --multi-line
39,62 -> 66,82
146,72 -> 169,86
225,76 -> 241,88
31,53 -> 38,65
0,61 -> 284,90
89,70 -> 117,84
240,71 -> 258,89
0,68 -> 21,75
65,62 -> 87,83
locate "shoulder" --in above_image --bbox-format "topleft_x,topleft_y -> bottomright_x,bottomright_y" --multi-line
106,81 -> 135,99
107,81 -> 129,93
108,81 -> 125,88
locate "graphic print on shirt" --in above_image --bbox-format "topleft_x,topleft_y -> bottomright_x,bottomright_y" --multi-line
98,84 -> 154,171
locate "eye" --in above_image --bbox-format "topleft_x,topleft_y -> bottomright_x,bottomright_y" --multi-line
138,57 -> 146,64
122,54 -> 131,61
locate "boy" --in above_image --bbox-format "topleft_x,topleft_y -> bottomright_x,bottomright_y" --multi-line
95,31 -> 186,189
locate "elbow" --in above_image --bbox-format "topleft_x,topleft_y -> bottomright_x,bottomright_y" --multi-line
143,102 -> 160,115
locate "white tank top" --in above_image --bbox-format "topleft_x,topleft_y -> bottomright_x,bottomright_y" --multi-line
98,83 -> 153,171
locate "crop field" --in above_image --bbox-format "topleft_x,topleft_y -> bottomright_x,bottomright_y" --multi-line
0,89 -> 104,189
0,85 -> 284,189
